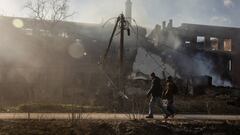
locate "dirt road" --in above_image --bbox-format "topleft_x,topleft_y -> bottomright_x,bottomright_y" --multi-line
0,113 -> 239,121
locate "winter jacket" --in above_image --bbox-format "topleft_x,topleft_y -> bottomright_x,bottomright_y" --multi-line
162,80 -> 177,100
147,77 -> 162,97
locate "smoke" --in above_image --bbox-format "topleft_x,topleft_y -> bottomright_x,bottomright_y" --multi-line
224,0 -> 234,7
169,48 -> 232,87
166,31 -> 181,49
151,27 -> 181,49
193,53 -> 232,87
0,18 -> 47,83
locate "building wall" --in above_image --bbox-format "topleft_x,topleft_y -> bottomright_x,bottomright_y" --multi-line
232,38 -> 240,87
148,22 -> 240,87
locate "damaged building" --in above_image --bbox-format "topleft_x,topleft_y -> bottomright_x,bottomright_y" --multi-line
0,15 -> 147,105
0,12 -> 240,104
148,20 -> 240,88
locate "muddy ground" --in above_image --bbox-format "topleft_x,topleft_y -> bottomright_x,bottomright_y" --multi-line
0,119 -> 239,135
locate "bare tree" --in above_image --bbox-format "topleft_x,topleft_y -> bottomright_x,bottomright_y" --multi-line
50,0 -> 75,23
25,0 -> 48,21
24,0 -> 75,34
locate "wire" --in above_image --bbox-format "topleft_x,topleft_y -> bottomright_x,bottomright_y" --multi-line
102,17 -> 118,28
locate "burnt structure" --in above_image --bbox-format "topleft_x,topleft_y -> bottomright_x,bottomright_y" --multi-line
0,15 -> 147,105
0,14 -> 240,104
148,20 -> 240,87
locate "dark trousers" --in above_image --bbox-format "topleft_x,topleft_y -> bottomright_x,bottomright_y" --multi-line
149,97 -> 170,116
149,97 -> 162,116
167,99 -> 176,115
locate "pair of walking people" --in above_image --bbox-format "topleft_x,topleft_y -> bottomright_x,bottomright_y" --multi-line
146,72 -> 177,119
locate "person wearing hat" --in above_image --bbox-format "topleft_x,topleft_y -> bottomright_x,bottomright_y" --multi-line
146,72 -> 163,118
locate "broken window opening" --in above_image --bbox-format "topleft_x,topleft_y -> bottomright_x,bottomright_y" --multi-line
197,36 -> 205,43
229,59 -> 232,72
224,39 -> 232,52
185,41 -> 191,48
210,37 -> 219,51
196,36 -> 205,49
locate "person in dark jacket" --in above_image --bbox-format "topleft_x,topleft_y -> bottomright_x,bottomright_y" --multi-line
162,76 -> 177,118
146,72 -> 163,118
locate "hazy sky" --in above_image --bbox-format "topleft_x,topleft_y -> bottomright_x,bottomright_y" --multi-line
0,0 -> 239,29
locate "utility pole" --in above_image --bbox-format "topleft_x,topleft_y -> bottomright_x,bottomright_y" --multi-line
103,13 -> 130,92
119,14 -> 125,94
120,14 -> 125,70
102,13 -> 131,110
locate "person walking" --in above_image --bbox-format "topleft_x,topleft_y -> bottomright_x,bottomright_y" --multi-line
146,72 -> 163,118
162,76 -> 178,118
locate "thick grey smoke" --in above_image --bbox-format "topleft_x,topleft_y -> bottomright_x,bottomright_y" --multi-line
193,53 -> 232,87
166,31 -> 181,49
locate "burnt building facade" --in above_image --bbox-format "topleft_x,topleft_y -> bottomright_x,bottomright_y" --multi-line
148,20 -> 240,87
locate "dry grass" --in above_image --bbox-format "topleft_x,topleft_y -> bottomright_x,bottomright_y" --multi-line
0,120 -> 239,135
